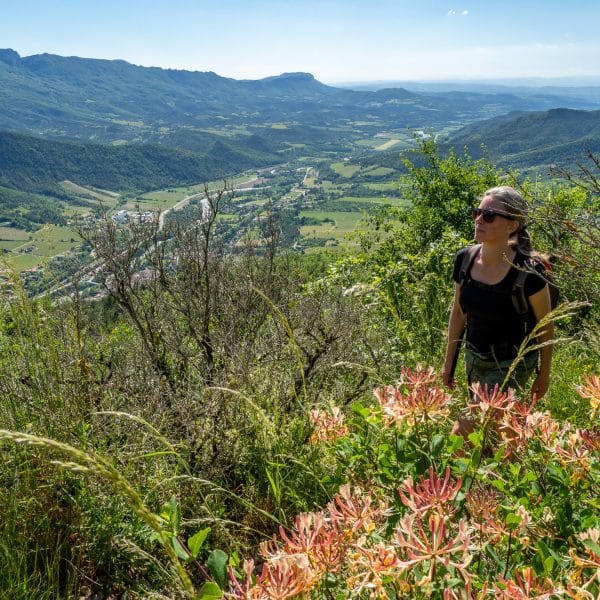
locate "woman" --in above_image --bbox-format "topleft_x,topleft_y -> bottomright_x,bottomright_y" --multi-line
442,186 -> 554,405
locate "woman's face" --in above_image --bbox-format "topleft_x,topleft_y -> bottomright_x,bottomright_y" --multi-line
474,195 -> 519,244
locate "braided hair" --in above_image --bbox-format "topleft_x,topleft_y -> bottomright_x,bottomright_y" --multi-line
481,186 -> 533,256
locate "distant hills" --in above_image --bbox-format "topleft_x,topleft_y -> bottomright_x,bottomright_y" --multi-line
444,108 -> 600,171
2,49 -> 600,143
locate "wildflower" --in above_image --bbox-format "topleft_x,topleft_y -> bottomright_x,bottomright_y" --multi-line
399,364 -> 439,390
494,566 -> 558,599
499,398 -> 538,454
227,559 -> 257,599
554,433 -> 591,483
399,466 -> 462,518
530,411 -> 566,449
577,373 -> 600,419
328,483 -> 387,535
468,383 -> 516,421
568,528 -> 600,593
309,407 -> 349,444
277,511 -> 346,574
577,427 -> 600,452
252,557 -> 316,599
465,483 -> 501,526
394,513 -> 473,583
374,382 -> 451,429
346,541 -> 401,595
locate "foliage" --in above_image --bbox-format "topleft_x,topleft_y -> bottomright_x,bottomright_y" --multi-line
219,367 -> 600,599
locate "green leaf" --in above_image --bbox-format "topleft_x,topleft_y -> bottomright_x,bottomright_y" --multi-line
582,539 -> 600,557
543,556 -> 555,574
188,527 -> 211,559
505,512 -> 521,529
207,549 -> 229,589
172,536 -> 190,560
197,581 -> 223,600
446,434 -> 464,454
352,402 -> 371,418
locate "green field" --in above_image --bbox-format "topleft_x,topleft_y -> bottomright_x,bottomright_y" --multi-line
375,139 -> 401,151
330,162 -> 361,177
5,225 -> 80,272
300,210 -> 365,240
364,182 -> 400,191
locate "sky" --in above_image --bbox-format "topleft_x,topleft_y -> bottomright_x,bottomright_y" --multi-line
1,0 -> 600,84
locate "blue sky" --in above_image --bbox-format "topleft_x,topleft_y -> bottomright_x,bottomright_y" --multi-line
1,0 -> 599,83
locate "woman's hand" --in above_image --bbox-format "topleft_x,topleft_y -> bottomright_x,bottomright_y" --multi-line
531,370 -> 550,399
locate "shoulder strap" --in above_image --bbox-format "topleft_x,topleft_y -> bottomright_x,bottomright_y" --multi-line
458,245 -> 480,285
512,268 -> 529,315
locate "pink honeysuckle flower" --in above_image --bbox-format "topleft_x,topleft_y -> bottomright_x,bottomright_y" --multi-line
252,555 -> 317,600
554,433 -> 592,483
328,483 -> 388,535
309,407 -> 349,444
399,466 -> 462,518
576,427 -> 600,452
399,364 -> 439,390
277,511 -> 346,574
374,382 -> 452,429
346,541 -> 402,595
468,383 -> 517,420
529,411 -> 567,449
499,398 -> 539,454
494,566 -> 560,599
465,483 -> 501,525
568,528 -> 600,593
577,373 -> 600,419
394,513 -> 473,584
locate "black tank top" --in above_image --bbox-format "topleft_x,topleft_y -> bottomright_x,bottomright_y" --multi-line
452,248 -> 546,360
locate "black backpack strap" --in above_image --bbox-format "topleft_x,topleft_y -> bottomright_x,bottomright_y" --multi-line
458,244 -> 480,285
512,269 -> 529,315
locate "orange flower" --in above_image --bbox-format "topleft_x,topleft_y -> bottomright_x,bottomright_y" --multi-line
328,484 -> 387,536
252,557 -> 316,599
468,383 -> 517,421
494,566 -> 559,599
277,511 -> 345,574
577,428 -> 600,452
577,373 -> 600,419
346,542 -> 401,595
394,514 -> 472,583
309,407 -> 349,444
374,382 -> 451,429
399,466 -> 462,518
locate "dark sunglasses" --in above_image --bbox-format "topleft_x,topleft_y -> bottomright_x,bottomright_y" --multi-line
471,207 -> 516,223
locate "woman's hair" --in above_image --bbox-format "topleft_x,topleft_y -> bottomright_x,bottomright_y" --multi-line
481,185 -> 533,255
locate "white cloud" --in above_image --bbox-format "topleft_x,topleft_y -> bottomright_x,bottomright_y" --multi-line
448,9 -> 469,17
461,10 -> 469,16
447,9 -> 457,16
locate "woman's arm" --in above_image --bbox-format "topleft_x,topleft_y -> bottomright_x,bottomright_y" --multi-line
442,283 -> 467,388
528,284 -> 554,399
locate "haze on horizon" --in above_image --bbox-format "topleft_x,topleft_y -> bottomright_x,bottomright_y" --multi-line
2,0 -> 600,84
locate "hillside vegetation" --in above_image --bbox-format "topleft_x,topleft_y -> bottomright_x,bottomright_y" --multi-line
0,141 -> 597,598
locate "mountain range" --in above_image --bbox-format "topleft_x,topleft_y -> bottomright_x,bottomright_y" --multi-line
2,48 -> 600,144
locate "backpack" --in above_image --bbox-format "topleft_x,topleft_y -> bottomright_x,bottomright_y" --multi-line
458,244 -> 559,315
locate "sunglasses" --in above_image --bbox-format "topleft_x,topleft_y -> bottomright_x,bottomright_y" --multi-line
471,207 -> 516,223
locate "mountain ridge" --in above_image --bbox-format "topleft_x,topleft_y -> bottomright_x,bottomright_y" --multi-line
3,48 -> 599,143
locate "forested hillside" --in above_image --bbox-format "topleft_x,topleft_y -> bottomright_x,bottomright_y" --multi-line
0,130 -> 282,193
445,108 -> 600,169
